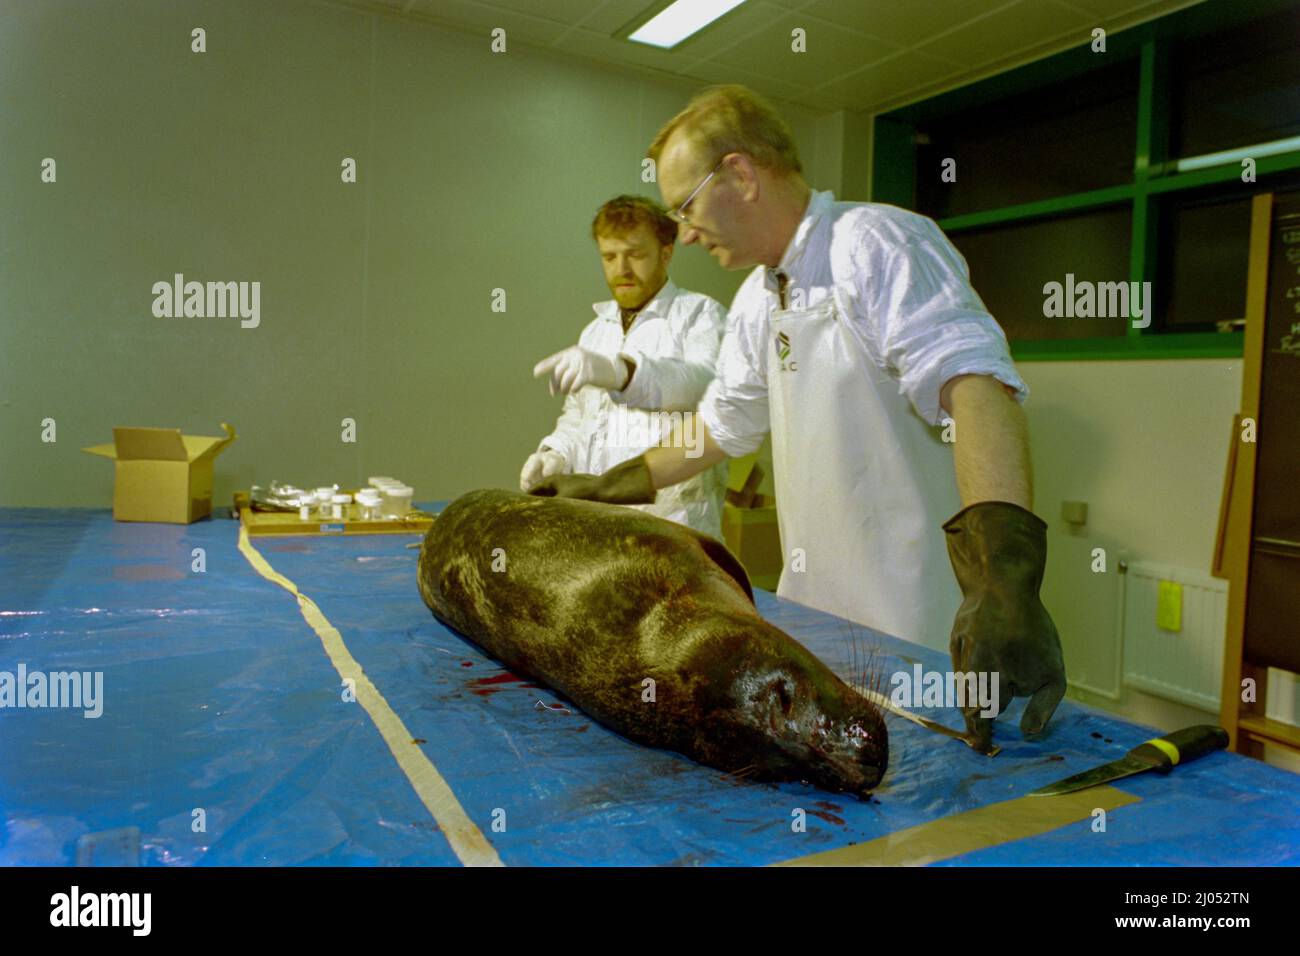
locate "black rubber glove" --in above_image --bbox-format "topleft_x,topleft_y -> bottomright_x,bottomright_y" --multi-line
943,500 -> 1066,754
527,453 -> 656,505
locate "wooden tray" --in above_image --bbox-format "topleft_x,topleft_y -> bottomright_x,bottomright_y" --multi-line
233,491 -> 435,536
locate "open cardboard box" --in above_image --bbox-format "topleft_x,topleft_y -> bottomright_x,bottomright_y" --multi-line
83,422 -> 236,523
723,449 -> 782,591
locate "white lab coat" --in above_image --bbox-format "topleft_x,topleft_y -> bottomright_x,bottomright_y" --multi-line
539,279 -> 730,540
698,191 -> 1029,651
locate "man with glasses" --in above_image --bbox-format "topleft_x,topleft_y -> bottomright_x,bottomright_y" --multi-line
524,195 -> 730,539
530,86 -> 1066,753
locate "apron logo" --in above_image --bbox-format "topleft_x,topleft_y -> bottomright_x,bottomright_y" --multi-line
775,331 -> 798,371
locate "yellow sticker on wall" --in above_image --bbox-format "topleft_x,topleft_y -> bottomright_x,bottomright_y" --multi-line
1157,580 -> 1183,632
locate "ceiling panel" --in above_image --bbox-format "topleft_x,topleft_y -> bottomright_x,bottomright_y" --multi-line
320,0 -> 1212,114
555,27 -> 696,73
708,14 -> 898,87
575,0 -> 668,37
816,49 -> 967,110
801,0 -> 1015,47
683,58 -> 813,104
410,0 -> 572,45
914,0 -> 1095,69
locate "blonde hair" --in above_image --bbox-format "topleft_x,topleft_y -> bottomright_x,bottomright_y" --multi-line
648,84 -> 802,176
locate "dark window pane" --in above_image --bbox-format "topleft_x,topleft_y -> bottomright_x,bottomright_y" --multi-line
1156,170 -> 1300,333
950,208 -> 1133,341
914,60 -> 1138,219
1170,5 -> 1300,160
1158,195 -> 1253,332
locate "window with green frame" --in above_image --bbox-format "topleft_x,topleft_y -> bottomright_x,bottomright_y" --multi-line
871,0 -> 1300,361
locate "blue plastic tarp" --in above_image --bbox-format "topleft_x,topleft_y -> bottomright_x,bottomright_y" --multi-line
1,503 -> 1298,866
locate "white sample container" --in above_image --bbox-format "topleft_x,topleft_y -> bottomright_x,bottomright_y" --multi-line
355,489 -> 381,520
330,493 -> 352,520
315,488 -> 335,519
383,484 -> 413,518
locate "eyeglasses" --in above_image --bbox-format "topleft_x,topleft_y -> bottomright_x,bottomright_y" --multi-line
668,156 -> 726,226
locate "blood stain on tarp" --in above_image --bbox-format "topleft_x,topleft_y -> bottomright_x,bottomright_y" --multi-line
575,724 -> 589,733
411,738 -> 427,744
1090,731 -> 1103,739
460,661 -> 474,667
467,671 -> 540,696
1045,754 -> 1065,762
808,809 -> 846,826
813,800 -> 842,813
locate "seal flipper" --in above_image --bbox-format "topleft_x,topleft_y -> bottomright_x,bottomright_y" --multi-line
693,533 -> 755,605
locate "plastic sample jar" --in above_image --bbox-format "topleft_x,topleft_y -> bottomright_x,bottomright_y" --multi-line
384,484 -> 414,518
331,493 -> 352,520
315,488 -> 335,519
355,489 -> 381,520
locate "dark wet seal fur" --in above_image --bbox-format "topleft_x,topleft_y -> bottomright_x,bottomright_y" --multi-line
418,489 -> 888,798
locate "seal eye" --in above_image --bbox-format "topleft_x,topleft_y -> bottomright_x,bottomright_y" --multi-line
773,679 -> 793,716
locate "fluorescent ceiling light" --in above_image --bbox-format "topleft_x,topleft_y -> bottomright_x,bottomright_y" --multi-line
628,0 -> 748,49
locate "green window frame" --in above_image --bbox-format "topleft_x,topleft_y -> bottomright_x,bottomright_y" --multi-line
871,0 -> 1300,361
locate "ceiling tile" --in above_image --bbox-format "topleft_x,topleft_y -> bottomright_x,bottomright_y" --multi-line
913,0 -> 1094,68
1059,0 -> 1196,18
801,0 -> 1013,48
682,59 -> 813,103
576,0 -> 667,36
411,0 -> 572,44
815,49 -> 966,112
707,14 -> 897,87
668,1 -> 790,60
460,0 -> 602,24
555,27 -> 696,72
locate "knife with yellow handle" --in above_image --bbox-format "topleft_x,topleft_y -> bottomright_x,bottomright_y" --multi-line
1027,725 -> 1229,797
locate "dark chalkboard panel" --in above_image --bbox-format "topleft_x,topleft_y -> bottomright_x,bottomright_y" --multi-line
1243,192 -> 1300,673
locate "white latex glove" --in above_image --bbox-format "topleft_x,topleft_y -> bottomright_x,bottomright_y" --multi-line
533,346 -> 629,396
519,449 -> 567,492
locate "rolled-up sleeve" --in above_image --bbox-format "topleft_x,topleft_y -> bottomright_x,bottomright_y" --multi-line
614,298 -> 725,412
867,220 -> 1028,426
697,307 -> 770,457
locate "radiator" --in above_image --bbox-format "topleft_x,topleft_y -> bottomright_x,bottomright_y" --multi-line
1120,559 -> 1229,709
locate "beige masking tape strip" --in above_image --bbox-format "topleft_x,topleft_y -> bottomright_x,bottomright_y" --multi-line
774,786 -> 1141,867
238,525 -> 503,867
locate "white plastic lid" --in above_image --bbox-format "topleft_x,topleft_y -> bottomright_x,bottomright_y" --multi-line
368,476 -> 393,486
389,485 -> 413,496
356,489 -> 381,503
331,494 -> 352,504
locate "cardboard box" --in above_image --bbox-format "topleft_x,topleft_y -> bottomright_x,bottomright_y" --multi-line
722,503 -> 783,592
83,422 -> 236,523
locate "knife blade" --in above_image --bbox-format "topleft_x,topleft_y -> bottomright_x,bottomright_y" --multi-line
1027,724 -> 1229,797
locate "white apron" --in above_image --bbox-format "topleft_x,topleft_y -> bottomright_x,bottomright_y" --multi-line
766,285 -> 964,652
